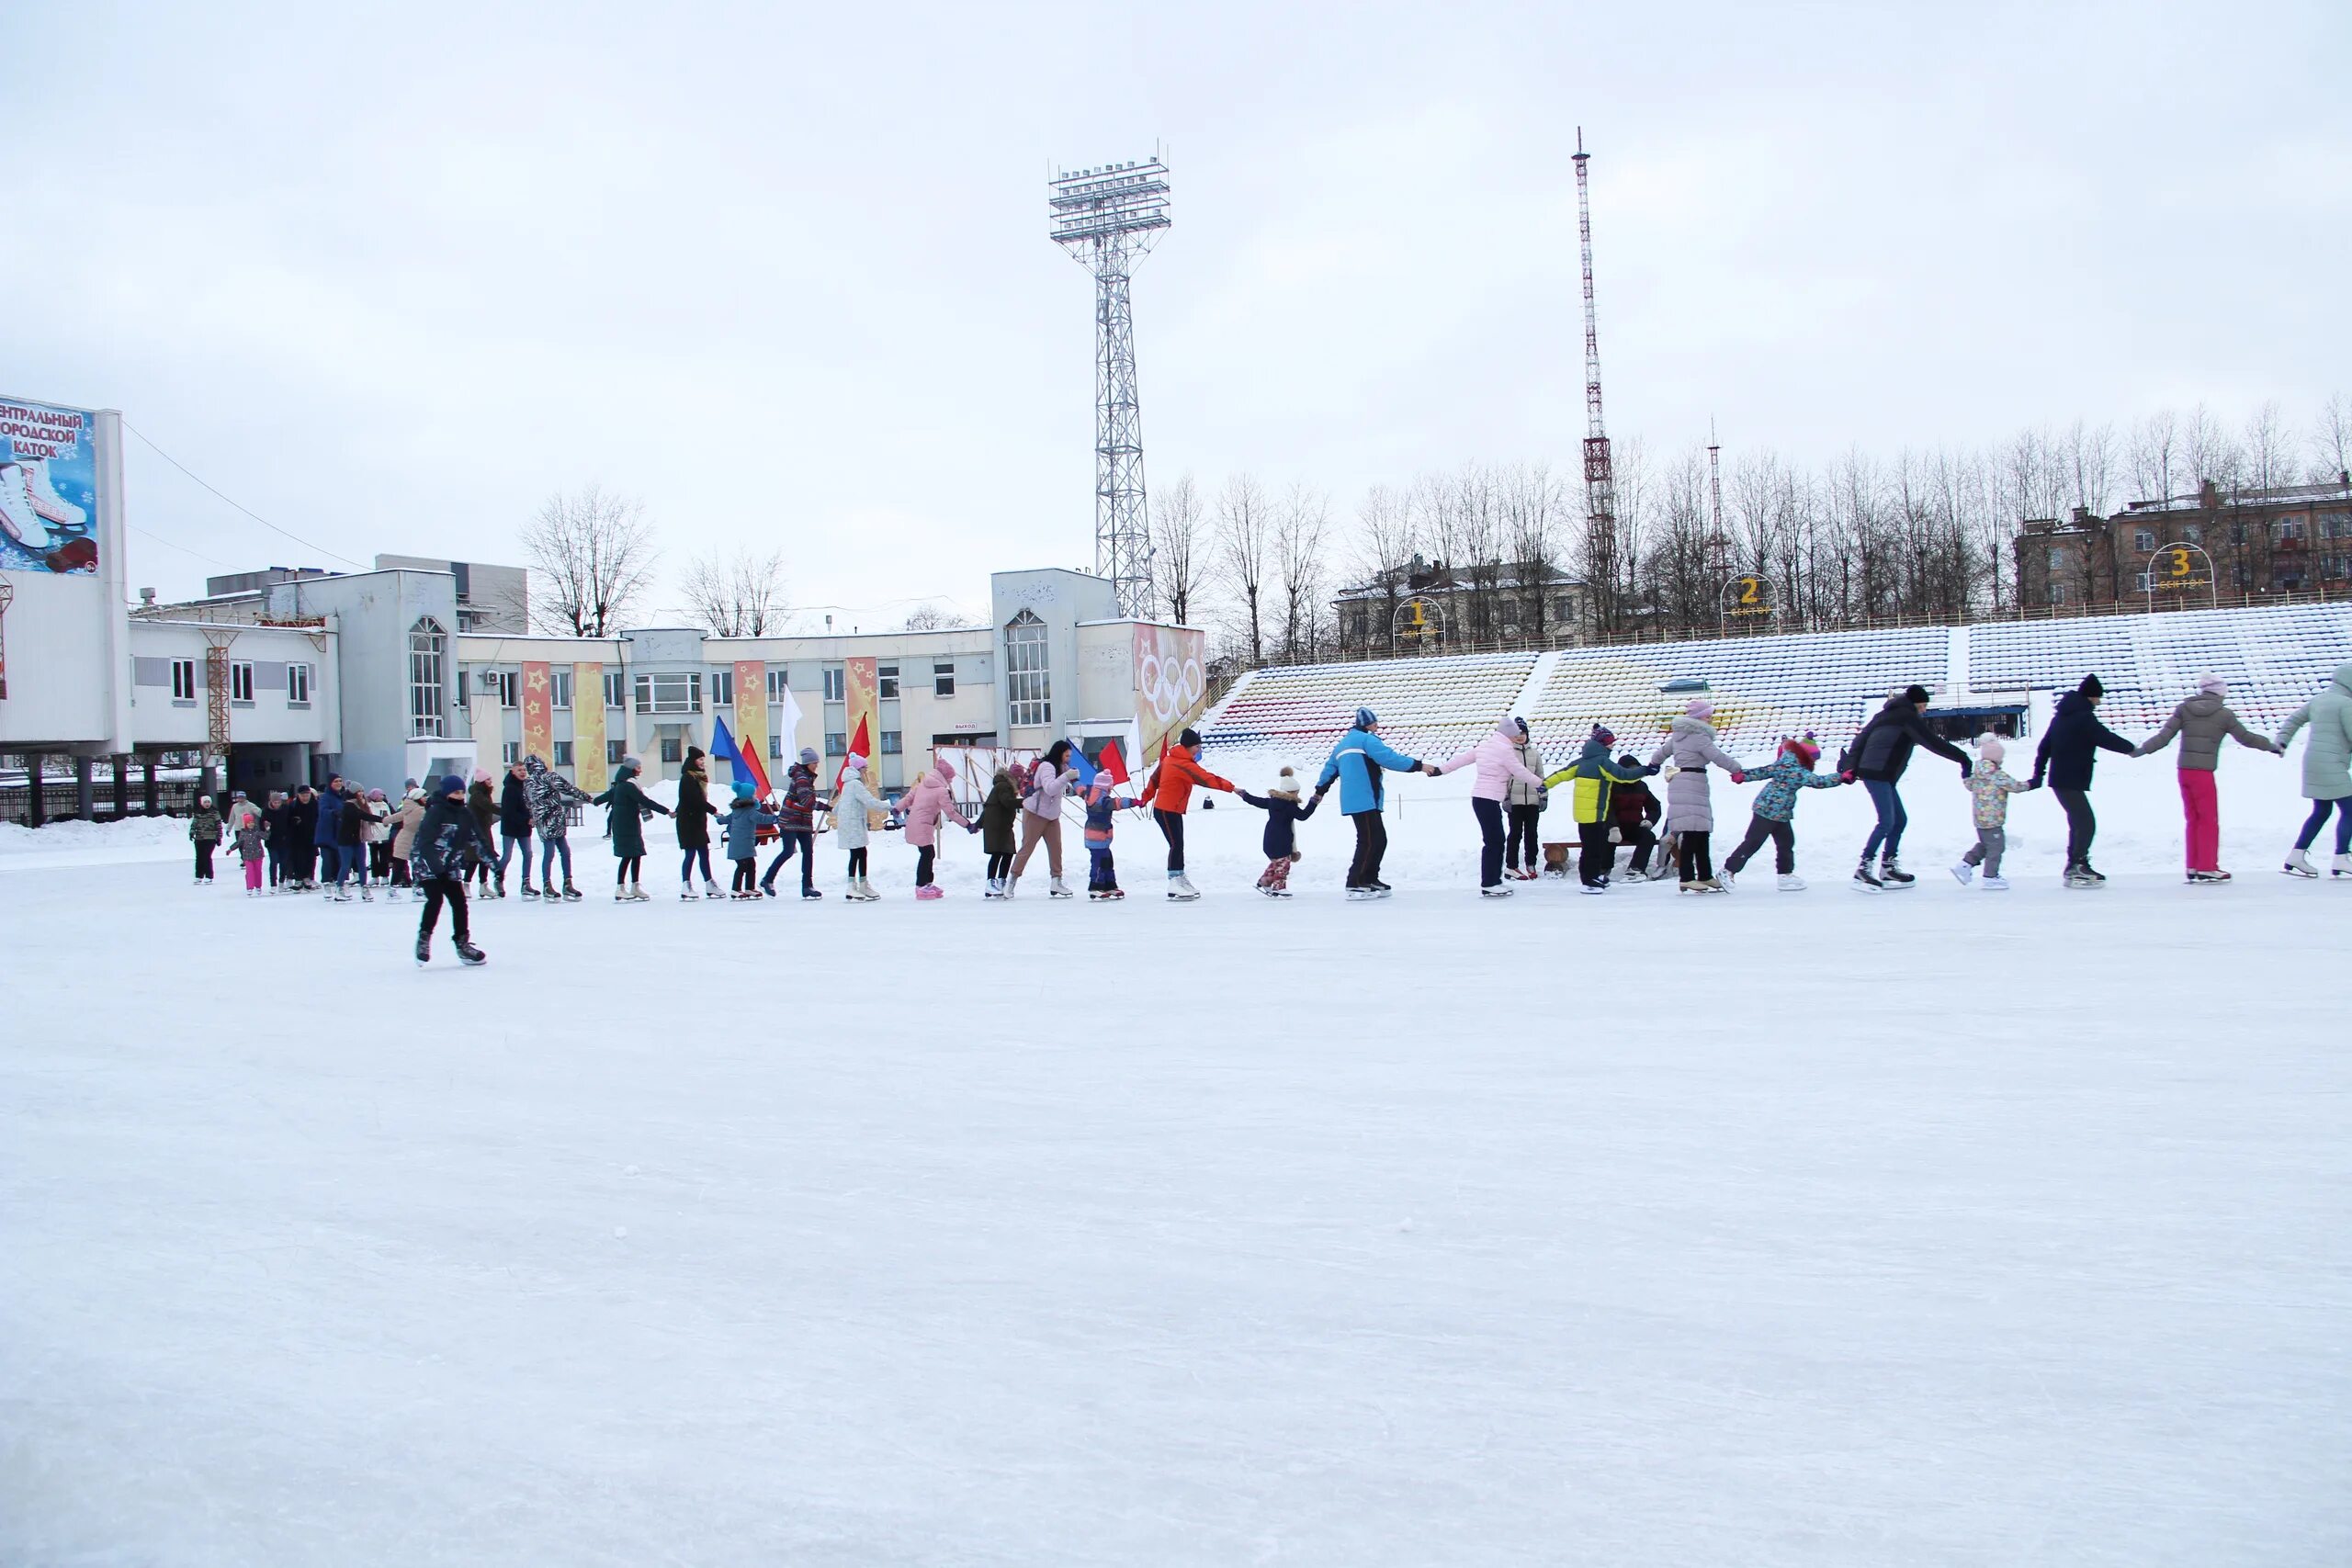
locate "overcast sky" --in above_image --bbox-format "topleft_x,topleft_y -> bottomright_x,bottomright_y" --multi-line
6,1 -> 2346,626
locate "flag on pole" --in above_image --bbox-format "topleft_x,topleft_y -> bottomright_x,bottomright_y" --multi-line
835,716 -> 873,793
1095,737 -> 1129,786
710,713 -> 771,799
1069,745 -> 1098,786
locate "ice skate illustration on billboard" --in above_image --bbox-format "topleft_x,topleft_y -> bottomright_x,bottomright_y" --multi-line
0,398 -> 100,574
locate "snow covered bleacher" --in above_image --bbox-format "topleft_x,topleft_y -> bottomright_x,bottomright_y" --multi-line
1200,604 -> 2352,776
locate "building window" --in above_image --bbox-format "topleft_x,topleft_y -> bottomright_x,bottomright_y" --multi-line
660,736 -> 683,764
2048,582 -> 2066,606
553,740 -> 574,766
288,662 -> 312,706
2276,518 -> 2306,543
229,660 -> 254,705
632,672 -> 702,714
2321,553 -> 2348,581
605,671 -> 626,709
2322,512 -> 2352,540
2277,570 -> 2305,592
768,733 -> 783,760
170,658 -> 198,702
551,670 -> 572,710
2133,571 -> 2154,592
2181,524 -> 2204,547
881,729 -> 903,755
821,665 -> 846,702
933,660 -> 956,697
767,668 -> 790,704
503,741 -> 521,765
877,664 -> 899,700
2132,527 -> 2154,554
606,739 -> 625,766
825,729 -> 848,755
409,617 -> 447,737
2233,561 -> 2254,588
2045,547 -> 2064,571
495,670 -> 519,709
711,670 -> 734,708
2230,522 -> 2249,545
1004,610 -> 1051,727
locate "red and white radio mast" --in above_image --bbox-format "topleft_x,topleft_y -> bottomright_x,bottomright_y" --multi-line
1572,128 -> 1618,634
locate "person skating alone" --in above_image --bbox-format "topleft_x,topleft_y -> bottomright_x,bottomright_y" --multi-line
2275,660 -> 2352,879
594,756 -> 672,901
674,745 -> 721,899
833,754 -> 890,900
188,794 -> 223,885
1647,699 -> 1752,894
1721,735 -> 1844,891
1079,766 -> 1144,900
1437,716 -> 1551,897
1840,683 -> 1973,890
1313,709 -> 1435,899
1235,767 -> 1320,897
898,754 -> 977,899
760,748 -> 826,899
1540,726 -> 1659,894
719,780 -> 780,898
411,773 -> 494,966
978,765 -> 1021,897
2132,673 -> 2283,883
496,759 -> 534,897
1138,729 -> 1235,901
2029,675 -> 2139,888
523,753 -> 594,902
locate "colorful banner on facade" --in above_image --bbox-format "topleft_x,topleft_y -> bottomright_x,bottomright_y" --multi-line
0,397 -> 101,574
843,656 -> 878,770
521,660 -> 554,767
732,660 -> 767,783
1132,625 -> 1207,761
572,661 -> 608,791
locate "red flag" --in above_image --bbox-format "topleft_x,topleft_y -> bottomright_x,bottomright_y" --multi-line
1097,738 -> 1130,786
835,716 -> 873,793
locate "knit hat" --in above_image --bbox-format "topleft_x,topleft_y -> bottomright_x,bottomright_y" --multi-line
230,789 -> 246,800
1502,715 -> 1528,738
2196,672 -> 2225,696
1617,753 -> 1640,768
438,774 -> 466,795
1591,723 -> 1615,745
1180,727 -> 1203,750
844,754 -> 866,773
2078,674 -> 2104,700
687,745 -> 705,761
198,794 -> 212,807
1781,737 -> 1820,766
732,780 -> 755,801
1277,766 -> 1297,783
1685,698 -> 1713,720
1976,733 -> 2006,763
470,767 -> 492,784
1903,683 -> 1932,705
799,747 -> 819,765
1355,707 -> 1377,729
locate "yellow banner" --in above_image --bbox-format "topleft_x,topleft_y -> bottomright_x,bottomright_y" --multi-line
520,660 -> 554,768
733,660 -> 766,778
843,656 -> 878,780
573,662 -> 608,792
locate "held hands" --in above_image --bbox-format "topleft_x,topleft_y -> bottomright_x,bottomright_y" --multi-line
1838,770 -> 1856,784
1960,761 -> 1973,780
1729,771 -> 1746,784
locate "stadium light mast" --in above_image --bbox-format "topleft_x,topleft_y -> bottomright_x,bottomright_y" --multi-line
1049,155 -> 1170,620
1572,129 -> 1618,635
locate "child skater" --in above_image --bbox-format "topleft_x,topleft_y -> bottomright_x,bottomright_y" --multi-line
232,795 -> 267,896
980,765 -> 1021,897
1952,732 -> 2032,891
719,780 -> 779,899
899,754 -> 978,900
1721,735 -> 1845,891
833,754 -> 889,901
1080,767 -> 1143,900
1235,766 -> 1320,897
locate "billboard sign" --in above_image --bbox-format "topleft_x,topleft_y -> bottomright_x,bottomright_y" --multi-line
1133,624 -> 1207,761
0,397 -> 101,574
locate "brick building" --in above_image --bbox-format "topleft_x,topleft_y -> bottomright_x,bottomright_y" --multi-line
2017,475 -> 2352,609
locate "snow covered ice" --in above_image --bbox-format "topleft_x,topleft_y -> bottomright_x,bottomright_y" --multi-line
3,751 -> 2347,1565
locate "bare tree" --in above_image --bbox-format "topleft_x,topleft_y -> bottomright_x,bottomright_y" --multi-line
2311,391 -> 2352,483
1349,482 -> 1419,653
2243,400 -> 2291,491
899,603 -> 977,631
1500,461 -> 1567,637
678,546 -> 788,637
519,483 -> 659,637
1272,483 -> 1329,659
2130,409 -> 2177,504
1152,472 -> 1207,626
1215,474 -> 1273,664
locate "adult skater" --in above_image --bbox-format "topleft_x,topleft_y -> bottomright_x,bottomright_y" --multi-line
411,773 -> 492,967
335,784 -> 380,901
1008,739 -> 1084,899
188,794 -> 222,884
281,784 -> 319,889
465,771 -> 499,896
1312,708 -> 1435,899
674,745 -> 720,899
523,752 -> 593,902
311,775 -> 345,893
1839,683 -> 1972,890
899,753 -> 977,899
2029,675 -> 2139,888
1504,721 -> 1548,880
1541,725 -> 1660,894
1137,729 -> 1234,901
1648,699 -> 1753,894
1437,716 -> 1548,896
760,748 -> 825,899
595,756 -> 672,902
2132,673 -> 2282,883
495,759 -> 534,897
1611,754 -> 1663,880
833,753 -> 889,900
2275,660 -> 2352,878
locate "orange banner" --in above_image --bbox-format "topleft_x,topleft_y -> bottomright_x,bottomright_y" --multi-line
843,656 -> 878,773
521,660 -> 554,768
573,662 -> 608,791
733,660 -> 767,776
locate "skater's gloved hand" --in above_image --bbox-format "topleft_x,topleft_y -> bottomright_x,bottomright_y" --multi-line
1729,770 -> 1746,784
1839,770 -> 1856,784
1960,761 -> 1973,779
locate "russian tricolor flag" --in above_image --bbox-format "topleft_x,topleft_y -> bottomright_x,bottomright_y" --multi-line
709,714 -> 771,799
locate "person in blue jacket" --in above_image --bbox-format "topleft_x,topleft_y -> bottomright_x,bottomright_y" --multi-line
1311,708 -> 1435,898
311,774 -> 346,890
2030,673 -> 2141,886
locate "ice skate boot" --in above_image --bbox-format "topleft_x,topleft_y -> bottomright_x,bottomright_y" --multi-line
1047,877 -> 1075,899
801,886 -> 823,900
1852,857 -> 1883,891
1951,861 -> 1973,885
2282,848 -> 2318,878
2335,854 -> 2352,879
704,877 -> 721,898
1717,868 -> 1736,890
561,883 -> 582,901
2063,863 -> 2101,889
1167,874 -> 1200,901
1346,886 -> 1380,901
455,940 -> 486,966
517,883 -> 537,900
359,886 -> 373,903
1089,886 -> 1125,901
1577,881 -> 1606,895
1877,857 -> 1915,888
1981,874 -> 2010,891
415,936 -> 431,966
1777,874 -> 1806,891
681,882 -> 699,900
1480,885 -> 1513,897
915,884 -> 944,900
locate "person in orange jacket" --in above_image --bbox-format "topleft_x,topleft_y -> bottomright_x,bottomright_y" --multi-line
1138,727 -> 1234,900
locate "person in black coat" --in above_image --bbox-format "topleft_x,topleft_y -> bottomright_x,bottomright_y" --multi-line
411,773 -> 495,965
1838,683 -> 1971,887
495,761 -> 534,896
1236,766 -> 1322,897
2030,674 -> 2140,883
673,747 -> 720,897
280,784 -> 320,888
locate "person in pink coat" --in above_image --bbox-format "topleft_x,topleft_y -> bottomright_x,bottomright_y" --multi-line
1437,716 -> 1548,895
897,755 -> 976,899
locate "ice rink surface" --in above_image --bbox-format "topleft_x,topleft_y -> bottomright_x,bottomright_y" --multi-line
4,750 -> 2346,1565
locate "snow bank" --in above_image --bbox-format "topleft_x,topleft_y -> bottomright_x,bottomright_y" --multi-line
0,812 -> 189,869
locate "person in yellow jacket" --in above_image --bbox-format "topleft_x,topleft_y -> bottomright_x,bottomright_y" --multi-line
1543,724 -> 1660,894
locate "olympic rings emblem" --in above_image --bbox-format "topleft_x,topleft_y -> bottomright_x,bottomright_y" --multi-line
1136,649 -> 1205,723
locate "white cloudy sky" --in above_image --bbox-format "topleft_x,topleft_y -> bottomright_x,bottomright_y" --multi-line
6,1 -> 2346,626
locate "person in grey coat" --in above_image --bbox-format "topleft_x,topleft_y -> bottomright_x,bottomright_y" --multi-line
2276,660 -> 2352,877
2132,673 -> 2281,881
1646,699 -> 1752,892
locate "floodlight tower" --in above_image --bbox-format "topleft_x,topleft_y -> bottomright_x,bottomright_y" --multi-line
1571,129 -> 1618,633
1049,156 -> 1171,620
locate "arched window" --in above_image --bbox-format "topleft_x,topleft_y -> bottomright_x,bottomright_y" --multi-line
408,617 -> 447,737
1004,610 -> 1051,727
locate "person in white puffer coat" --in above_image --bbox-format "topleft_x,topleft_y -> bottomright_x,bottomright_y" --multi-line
1646,699 -> 1753,893
2277,660 -> 2352,878
832,754 -> 890,900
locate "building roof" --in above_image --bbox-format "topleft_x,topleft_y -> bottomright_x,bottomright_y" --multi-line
2125,479 -> 2352,514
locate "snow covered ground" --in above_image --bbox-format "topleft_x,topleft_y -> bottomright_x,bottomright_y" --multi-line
3,746 -> 2346,1565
